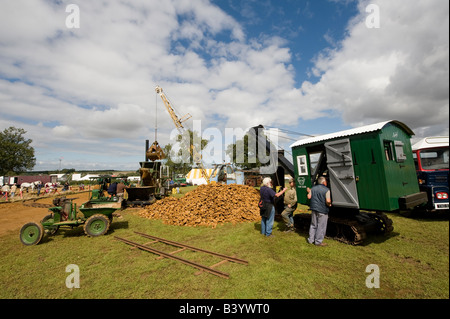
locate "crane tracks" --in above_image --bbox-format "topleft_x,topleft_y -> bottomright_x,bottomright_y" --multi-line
293,211 -> 393,245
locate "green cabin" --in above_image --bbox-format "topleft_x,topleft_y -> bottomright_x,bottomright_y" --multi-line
290,120 -> 427,212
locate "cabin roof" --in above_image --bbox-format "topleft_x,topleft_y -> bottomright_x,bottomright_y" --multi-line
412,136 -> 449,150
290,120 -> 414,149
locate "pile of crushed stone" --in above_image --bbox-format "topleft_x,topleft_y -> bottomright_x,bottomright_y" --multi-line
139,184 -> 261,228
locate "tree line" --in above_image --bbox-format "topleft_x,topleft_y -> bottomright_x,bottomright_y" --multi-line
1,126 -> 264,176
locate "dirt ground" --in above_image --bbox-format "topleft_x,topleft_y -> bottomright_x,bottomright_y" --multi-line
0,190 -> 92,237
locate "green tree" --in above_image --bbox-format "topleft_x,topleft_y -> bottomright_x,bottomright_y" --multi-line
162,130 -> 208,175
226,132 -> 267,170
163,143 -> 186,174
0,127 -> 36,175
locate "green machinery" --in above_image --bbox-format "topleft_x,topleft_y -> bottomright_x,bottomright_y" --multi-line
19,196 -> 122,246
290,120 -> 427,245
173,173 -> 187,186
124,140 -> 171,207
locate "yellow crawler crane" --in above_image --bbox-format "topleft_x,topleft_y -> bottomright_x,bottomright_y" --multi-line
155,86 -> 210,184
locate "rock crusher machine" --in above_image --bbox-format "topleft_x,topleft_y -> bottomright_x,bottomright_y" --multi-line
124,140 -> 171,207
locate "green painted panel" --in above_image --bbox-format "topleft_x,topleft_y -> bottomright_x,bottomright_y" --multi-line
291,147 -> 311,205
351,133 -> 390,210
291,121 -> 420,212
377,123 -> 420,210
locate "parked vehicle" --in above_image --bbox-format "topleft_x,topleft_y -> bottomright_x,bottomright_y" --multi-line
173,173 -> 187,186
412,136 -> 449,212
19,196 -> 122,245
209,164 -> 245,185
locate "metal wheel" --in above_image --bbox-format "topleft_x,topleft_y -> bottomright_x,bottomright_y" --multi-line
20,222 -> 44,246
372,213 -> 394,234
83,214 -> 110,237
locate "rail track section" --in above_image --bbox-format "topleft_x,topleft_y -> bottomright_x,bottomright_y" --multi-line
115,232 -> 248,279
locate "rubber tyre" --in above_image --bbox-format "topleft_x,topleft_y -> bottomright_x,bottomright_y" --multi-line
20,222 -> 44,246
84,214 -> 110,237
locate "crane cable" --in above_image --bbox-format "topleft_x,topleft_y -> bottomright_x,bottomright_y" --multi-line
264,125 -> 315,138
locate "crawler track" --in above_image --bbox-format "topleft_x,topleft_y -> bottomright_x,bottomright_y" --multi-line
294,211 -> 393,245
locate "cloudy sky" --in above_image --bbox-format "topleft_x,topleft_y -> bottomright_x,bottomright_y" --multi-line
0,0 -> 448,171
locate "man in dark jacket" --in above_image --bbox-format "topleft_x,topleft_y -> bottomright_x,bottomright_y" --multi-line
107,182 -> 117,199
307,176 -> 332,246
260,177 -> 286,237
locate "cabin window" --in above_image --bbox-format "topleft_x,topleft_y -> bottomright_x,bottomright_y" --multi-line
394,141 -> 407,162
419,148 -> 449,170
308,152 -> 321,173
296,155 -> 308,176
383,141 -> 394,161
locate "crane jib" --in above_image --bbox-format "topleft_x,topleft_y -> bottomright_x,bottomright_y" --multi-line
155,86 -> 210,184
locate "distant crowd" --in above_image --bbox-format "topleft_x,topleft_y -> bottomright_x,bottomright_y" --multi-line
0,181 -> 85,202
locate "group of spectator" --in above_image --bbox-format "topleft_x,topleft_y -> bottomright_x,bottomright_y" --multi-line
0,181 -> 77,201
259,175 -> 332,246
1,183 -> 18,201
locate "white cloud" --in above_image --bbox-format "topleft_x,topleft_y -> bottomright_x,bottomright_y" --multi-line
0,0 -> 448,170
52,125 -> 74,137
305,0 -> 449,135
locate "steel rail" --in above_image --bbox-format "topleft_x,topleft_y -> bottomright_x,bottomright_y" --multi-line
114,236 -> 230,279
134,232 -> 249,265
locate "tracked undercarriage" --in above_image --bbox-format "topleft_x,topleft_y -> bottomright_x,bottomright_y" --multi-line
293,210 -> 394,245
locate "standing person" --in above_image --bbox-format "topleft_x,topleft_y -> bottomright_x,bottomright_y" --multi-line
36,182 -> 42,196
113,180 -> 126,219
10,183 -> 17,198
307,176 -> 332,246
116,181 -> 127,203
1,184 -> 10,201
50,183 -> 61,196
259,177 -> 287,237
43,184 -> 50,196
281,178 -> 297,232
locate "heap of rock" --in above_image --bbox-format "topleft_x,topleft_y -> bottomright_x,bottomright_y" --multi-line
139,184 -> 261,228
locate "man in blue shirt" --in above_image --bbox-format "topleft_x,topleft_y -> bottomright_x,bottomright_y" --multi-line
307,176 -> 332,246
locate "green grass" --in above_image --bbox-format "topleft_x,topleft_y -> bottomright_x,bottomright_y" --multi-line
0,188 -> 448,299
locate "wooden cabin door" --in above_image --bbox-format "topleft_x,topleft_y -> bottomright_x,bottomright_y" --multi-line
324,138 -> 360,209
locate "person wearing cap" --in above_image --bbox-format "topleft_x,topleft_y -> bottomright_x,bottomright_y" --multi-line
281,178 -> 297,232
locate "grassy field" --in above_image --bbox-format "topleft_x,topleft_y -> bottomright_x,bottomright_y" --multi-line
0,186 -> 448,300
